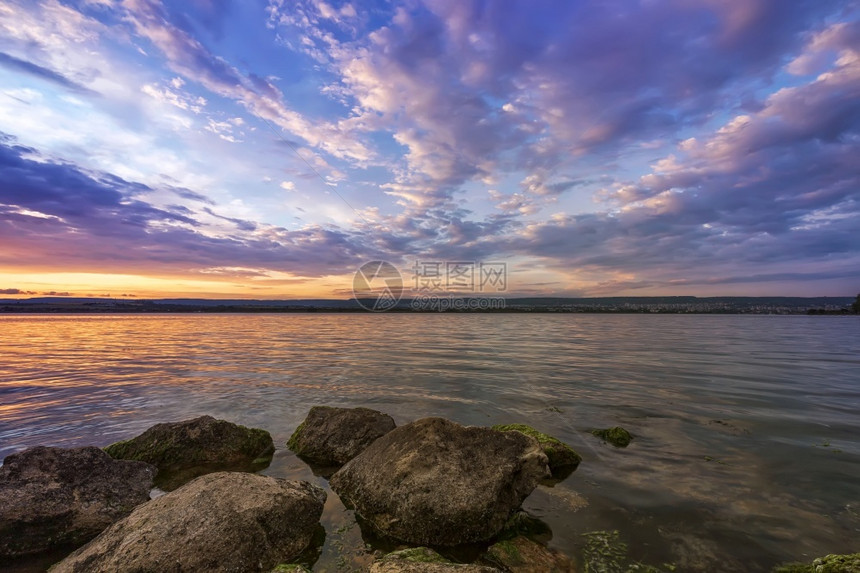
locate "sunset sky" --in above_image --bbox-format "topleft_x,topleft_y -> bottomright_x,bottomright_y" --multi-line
1,0 -> 858,299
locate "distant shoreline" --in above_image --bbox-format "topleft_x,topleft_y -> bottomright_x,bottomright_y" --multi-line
0,295 -> 855,315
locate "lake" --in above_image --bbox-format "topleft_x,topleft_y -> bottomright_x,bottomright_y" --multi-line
1,314 -> 858,571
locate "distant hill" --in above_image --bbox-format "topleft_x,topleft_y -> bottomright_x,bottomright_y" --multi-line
0,295 -> 854,314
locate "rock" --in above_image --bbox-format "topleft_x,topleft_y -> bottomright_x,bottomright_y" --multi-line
287,406 -> 396,467
0,446 -> 155,558
50,472 -> 326,573
270,565 -> 312,573
591,427 -> 633,448
370,547 -> 501,573
813,553 -> 860,573
773,553 -> 860,573
491,424 -> 581,478
483,536 -> 576,572
330,417 -> 549,546
104,415 -> 275,490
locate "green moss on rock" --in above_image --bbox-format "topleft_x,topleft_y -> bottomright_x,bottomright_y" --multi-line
492,424 -> 582,474
286,420 -> 307,452
384,547 -> 451,564
773,553 -> 860,573
489,539 -> 524,565
591,427 -> 634,448
270,565 -> 311,573
814,553 -> 860,572
484,535 -> 577,572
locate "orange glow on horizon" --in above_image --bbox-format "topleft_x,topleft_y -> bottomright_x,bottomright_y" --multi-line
0,271 -> 355,300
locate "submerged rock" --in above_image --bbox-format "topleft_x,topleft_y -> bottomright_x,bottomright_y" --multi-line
483,536 -> 576,573
50,472 -> 326,573
491,424 -> 581,478
330,417 -> 549,546
370,547 -> 500,573
103,415 -> 274,490
287,406 -> 396,467
0,446 -> 155,558
591,426 -> 634,448
581,530 -> 628,573
497,510 -> 553,542
270,565 -> 312,573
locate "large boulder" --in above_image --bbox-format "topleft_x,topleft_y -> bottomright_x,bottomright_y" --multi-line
50,472 -> 326,573
287,406 -> 396,467
0,446 -> 155,558
370,548 -> 500,573
329,417 -> 549,546
103,415 -> 275,490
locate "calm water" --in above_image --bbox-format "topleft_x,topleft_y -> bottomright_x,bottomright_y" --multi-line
1,314 -> 858,571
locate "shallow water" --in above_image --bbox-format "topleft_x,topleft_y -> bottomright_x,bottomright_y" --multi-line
1,314 -> 858,571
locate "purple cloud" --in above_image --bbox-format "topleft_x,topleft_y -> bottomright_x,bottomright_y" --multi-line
274,0 -> 848,213
0,52 -> 96,95
0,134 -> 384,277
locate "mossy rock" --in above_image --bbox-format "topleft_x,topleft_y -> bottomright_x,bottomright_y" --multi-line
329,417 -> 549,547
486,539 -> 524,566
492,424 -> 581,477
484,536 -> 575,572
591,426 -> 634,448
773,553 -> 860,573
270,565 -> 311,573
286,420 -> 307,452
371,547 -> 499,572
387,547 -> 452,564
287,406 -> 396,467
104,415 -> 274,490
814,553 -> 860,572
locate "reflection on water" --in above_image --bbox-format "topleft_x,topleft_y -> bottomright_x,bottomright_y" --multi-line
1,314 -> 858,571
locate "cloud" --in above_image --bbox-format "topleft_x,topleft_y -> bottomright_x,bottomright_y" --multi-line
280,181 -> 295,190
0,288 -> 36,295
271,0 -> 847,215
0,52 -> 96,95
123,0 -> 373,163
498,19 -> 860,293
0,134 -> 384,277
141,81 -> 206,113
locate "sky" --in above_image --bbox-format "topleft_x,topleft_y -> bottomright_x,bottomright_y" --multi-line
0,0 -> 858,299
